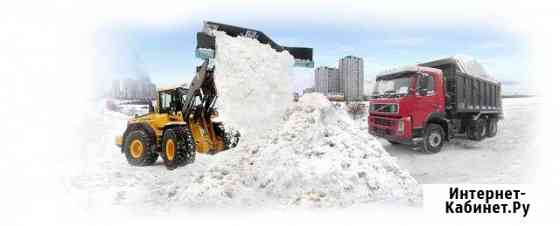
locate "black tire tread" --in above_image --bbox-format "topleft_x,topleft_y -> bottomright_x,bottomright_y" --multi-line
123,130 -> 158,166
161,126 -> 195,170
467,119 -> 486,141
486,118 -> 498,138
422,123 -> 445,154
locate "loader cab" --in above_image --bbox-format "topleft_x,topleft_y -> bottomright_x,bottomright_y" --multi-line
156,87 -> 189,114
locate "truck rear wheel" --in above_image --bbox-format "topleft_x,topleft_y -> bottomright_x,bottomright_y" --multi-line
486,119 -> 498,137
422,123 -> 445,153
161,127 -> 195,170
123,130 -> 158,166
467,119 -> 486,141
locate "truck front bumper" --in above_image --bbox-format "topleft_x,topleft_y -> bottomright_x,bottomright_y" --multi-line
369,128 -> 422,146
368,115 -> 416,145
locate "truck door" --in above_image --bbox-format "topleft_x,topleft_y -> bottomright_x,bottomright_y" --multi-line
413,73 -> 441,128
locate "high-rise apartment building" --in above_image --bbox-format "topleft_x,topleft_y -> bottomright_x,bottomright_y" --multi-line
314,66 -> 339,94
339,56 -> 364,100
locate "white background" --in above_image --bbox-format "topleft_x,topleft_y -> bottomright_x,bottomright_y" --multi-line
0,0 -> 557,225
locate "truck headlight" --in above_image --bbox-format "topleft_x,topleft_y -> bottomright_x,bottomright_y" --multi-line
398,119 -> 404,133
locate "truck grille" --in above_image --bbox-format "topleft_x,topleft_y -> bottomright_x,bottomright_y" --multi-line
370,103 -> 398,113
374,118 -> 394,126
372,127 -> 394,136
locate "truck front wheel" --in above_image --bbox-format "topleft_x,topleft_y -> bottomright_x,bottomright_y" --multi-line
422,123 -> 445,153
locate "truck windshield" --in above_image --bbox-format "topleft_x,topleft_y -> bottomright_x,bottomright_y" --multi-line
373,76 -> 411,96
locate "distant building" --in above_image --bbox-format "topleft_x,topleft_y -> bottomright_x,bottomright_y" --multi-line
314,66 -> 340,95
339,56 -> 364,101
314,67 -> 329,94
303,87 -> 315,94
327,68 -> 340,94
111,77 -> 157,100
111,79 -> 121,98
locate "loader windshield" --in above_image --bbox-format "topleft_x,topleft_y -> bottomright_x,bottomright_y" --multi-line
159,89 -> 188,113
373,75 -> 412,97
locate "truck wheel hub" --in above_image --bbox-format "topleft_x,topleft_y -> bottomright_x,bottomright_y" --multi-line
429,133 -> 442,147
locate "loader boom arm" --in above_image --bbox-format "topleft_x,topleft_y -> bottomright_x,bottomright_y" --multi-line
181,59 -> 217,122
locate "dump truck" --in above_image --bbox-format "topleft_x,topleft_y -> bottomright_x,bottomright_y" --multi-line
115,21 -> 313,170
368,57 -> 502,153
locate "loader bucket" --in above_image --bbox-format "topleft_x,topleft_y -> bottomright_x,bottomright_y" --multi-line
195,21 -> 314,68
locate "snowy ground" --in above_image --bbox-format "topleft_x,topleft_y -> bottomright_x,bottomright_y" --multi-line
370,97 -> 540,184
67,96 -> 536,212
68,95 -> 420,212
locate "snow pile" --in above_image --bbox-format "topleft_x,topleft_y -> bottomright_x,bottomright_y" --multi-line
213,31 -> 295,139
175,93 -> 420,207
452,54 -> 494,80
183,32 -> 419,206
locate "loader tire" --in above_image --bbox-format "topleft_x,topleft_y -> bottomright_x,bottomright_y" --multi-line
161,127 -> 195,170
467,119 -> 486,141
421,123 -> 445,154
486,119 -> 498,138
123,130 -> 158,166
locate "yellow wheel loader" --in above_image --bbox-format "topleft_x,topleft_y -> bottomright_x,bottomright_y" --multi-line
115,60 -> 242,170
115,21 -> 314,170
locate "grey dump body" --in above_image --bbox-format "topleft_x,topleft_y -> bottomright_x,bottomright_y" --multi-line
419,58 -> 502,115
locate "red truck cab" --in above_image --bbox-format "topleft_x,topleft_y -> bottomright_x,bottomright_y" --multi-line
369,66 -> 444,146
369,58 -> 502,153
